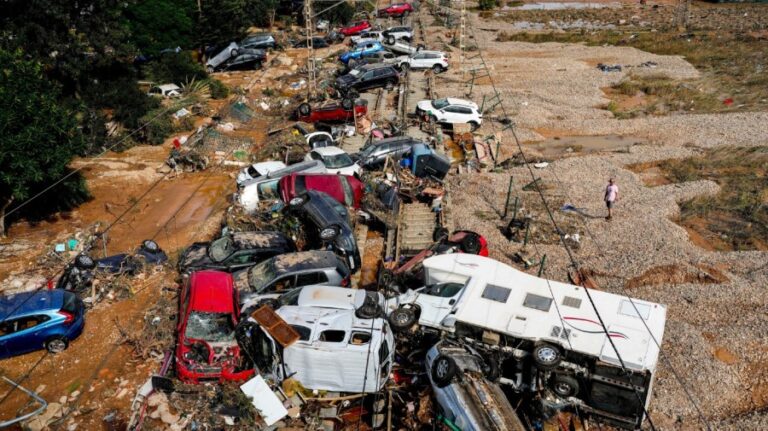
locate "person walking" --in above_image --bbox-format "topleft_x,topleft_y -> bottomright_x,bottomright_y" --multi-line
604,178 -> 619,220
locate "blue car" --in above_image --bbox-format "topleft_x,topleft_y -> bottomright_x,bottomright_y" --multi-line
0,290 -> 85,359
339,41 -> 384,64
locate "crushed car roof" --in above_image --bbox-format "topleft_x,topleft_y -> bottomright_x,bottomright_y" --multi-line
232,231 -> 292,249
272,250 -> 339,273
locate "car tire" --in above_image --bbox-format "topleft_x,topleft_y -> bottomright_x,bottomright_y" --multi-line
433,227 -> 449,242
481,356 -> 501,382
377,268 -> 394,288
431,354 -> 458,388
385,80 -> 395,90
75,254 -> 96,270
347,89 -> 360,100
356,303 -> 381,320
141,240 -> 160,253
387,36 -> 396,45
389,307 -> 417,331
400,63 -> 410,71
460,233 -> 482,254
469,121 -> 480,132
551,374 -> 580,398
298,103 -> 312,117
206,65 -> 215,74
533,342 -> 563,369
341,98 -> 354,110
254,61 -> 263,70
230,48 -> 239,57
432,64 -> 444,74
45,336 -> 69,354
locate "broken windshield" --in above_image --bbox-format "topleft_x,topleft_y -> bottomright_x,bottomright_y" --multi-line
208,237 -> 233,262
431,98 -> 450,110
323,153 -> 354,169
248,259 -> 277,292
185,312 -> 235,342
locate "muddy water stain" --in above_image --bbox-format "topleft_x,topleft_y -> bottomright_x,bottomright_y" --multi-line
526,135 -> 647,159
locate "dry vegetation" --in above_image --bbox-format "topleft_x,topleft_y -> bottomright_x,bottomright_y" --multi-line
630,147 -> 768,251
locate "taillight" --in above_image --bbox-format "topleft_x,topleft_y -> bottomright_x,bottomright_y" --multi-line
341,277 -> 349,287
59,311 -> 74,324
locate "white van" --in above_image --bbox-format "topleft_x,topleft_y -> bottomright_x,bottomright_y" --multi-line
236,160 -> 326,213
389,254 -> 667,430
243,286 -> 394,393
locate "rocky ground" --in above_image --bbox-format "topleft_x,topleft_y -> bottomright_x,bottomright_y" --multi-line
426,1 -> 768,429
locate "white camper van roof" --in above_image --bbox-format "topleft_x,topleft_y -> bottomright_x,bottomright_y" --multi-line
428,254 -> 667,373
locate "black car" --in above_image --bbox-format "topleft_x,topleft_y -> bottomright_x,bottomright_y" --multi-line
240,33 -> 278,50
221,51 -> 267,71
355,136 -> 421,169
292,37 -> 329,49
288,190 -> 361,273
56,240 -> 168,292
335,64 -> 400,95
178,231 -> 296,273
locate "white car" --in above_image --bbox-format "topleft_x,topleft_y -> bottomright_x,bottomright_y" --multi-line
304,146 -> 362,177
397,50 -> 449,72
383,26 -> 413,44
236,161 -> 287,186
147,84 -> 182,98
351,30 -> 384,45
416,97 -> 483,131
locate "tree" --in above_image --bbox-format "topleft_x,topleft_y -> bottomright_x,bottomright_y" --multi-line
126,0 -> 197,55
0,50 -> 88,237
246,0 -> 279,28
197,0 -> 251,46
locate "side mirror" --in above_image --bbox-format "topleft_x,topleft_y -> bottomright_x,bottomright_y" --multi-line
449,299 -> 456,305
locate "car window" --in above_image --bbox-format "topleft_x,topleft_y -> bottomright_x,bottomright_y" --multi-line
323,153 -> 354,169
257,179 -> 280,200
362,71 -> 374,80
413,54 -> 425,60
319,330 -> 346,342
349,331 -> 371,345
61,291 -> 78,314
279,288 -> 302,306
0,316 -> 48,336
310,152 -> 322,161
292,325 -> 312,341
424,282 -> 464,298
185,312 -> 235,342
378,339 -> 390,363
296,271 -> 328,286
226,251 -> 252,265
248,260 -> 278,291
444,106 -> 461,113
457,106 -> 473,114
270,275 -> 296,292
208,236 -> 234,262
432,98 -> 450,110
340,179 -> 354,206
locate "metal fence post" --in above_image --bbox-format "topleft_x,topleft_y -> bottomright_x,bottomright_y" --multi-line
502,176 -> 513,219
537,254 -> 547,277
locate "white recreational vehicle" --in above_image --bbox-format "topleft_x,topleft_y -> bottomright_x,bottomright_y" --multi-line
389,253 -> 667,430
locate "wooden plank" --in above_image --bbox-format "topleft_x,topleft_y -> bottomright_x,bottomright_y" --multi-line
251,305 -> 300,348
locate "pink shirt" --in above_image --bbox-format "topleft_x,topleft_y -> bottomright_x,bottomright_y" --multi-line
605,184 -> 619,202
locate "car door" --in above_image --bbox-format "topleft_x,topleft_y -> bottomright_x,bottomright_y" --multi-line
411,53 -> 427,68
415,283 -> 465,327
442,106 -> 464,123
1,315 -> 50,356
358,70 -> 376,90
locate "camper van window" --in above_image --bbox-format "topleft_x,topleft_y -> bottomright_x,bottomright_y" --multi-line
481,284 -> 511,303
619,300 -> 651,320
425,282 -> 463,298
379,340 -> 390,364
523,293 -> 553,312
349,331 -> 371,345
562,296 -> 582,309
319,330 -> 346,342
292,325 -> 312,341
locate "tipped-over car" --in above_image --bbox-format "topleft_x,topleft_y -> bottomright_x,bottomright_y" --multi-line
304,146 -> 362,177
296,98 -> 368,123
178,231 -> 297,274
416,97 -> 483,131
378,3 -> 414,18
339,20 -> 371,36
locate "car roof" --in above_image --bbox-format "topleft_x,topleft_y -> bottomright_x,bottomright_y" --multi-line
272,250 -> 339,274
444,97 -> 479,108
277,305 -> 387,335
295,285 -> 365,309
360,63 -> 396,71
312,146 -> 347,156
0,290 -> 65,319
188,270 -> 235,313
232,231 -> 292,249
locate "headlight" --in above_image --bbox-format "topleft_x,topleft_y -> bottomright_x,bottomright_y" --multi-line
320,226 -> 339,240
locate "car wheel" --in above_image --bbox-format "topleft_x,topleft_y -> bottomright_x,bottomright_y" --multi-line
551,374 -> 580,398
298,103 -> 312,117
141,240 -> 160,253
432,64 -> 444,74
431,354 -> 458,388
206,65 -> 215,74
533,342 -> 563,369
347,89 -> 360,100
75,254 -> 96,270
481,356 -> 501,382
387,36 -> 396,45
230,48 -> 238,57
385,80 -> 395,90
389,307 -> 417,331
341,98 -> 354,110
254,61 -> 263,70
400,63 -> 410,71
428,114 -> 438,125
45,336 -> 69,354
460,233 -> 482,254
469,121 -> 480,131
433,227 -> 449,242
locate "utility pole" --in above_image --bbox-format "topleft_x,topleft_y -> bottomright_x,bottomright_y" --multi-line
459,0 -> 466,78
304,0 -> 316,99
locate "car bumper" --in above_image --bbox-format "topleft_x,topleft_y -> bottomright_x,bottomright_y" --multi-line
176,360 -> 255,384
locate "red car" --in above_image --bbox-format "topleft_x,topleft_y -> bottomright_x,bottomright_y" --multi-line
296,98 -> 367,123
279,173 -> 364,209
378,3 -> 414,17
176,270 -> 254,384
339,20 -> 371,36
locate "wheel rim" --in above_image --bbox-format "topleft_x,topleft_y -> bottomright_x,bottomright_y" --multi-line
537,347 -> 558,364
48,339 -> 66,353
436,359 -> 449,378
554,382 -> 572,396
394,310 -> 410,325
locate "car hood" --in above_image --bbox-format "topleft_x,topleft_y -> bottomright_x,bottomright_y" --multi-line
179,243 -> 214,271
416,100 -> 433,111
336,74 -> 357,86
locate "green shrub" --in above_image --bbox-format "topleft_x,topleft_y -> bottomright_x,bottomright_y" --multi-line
147,52 -> 208,85
208,79 -> 230,99
478,0 -> 497,11
139,109 -> 174,145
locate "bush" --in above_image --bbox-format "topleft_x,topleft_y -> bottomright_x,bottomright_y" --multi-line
208,79 -> 230,99
139,109 -> 174,145
478,0 -> 497,10
147,52 -> 208,85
